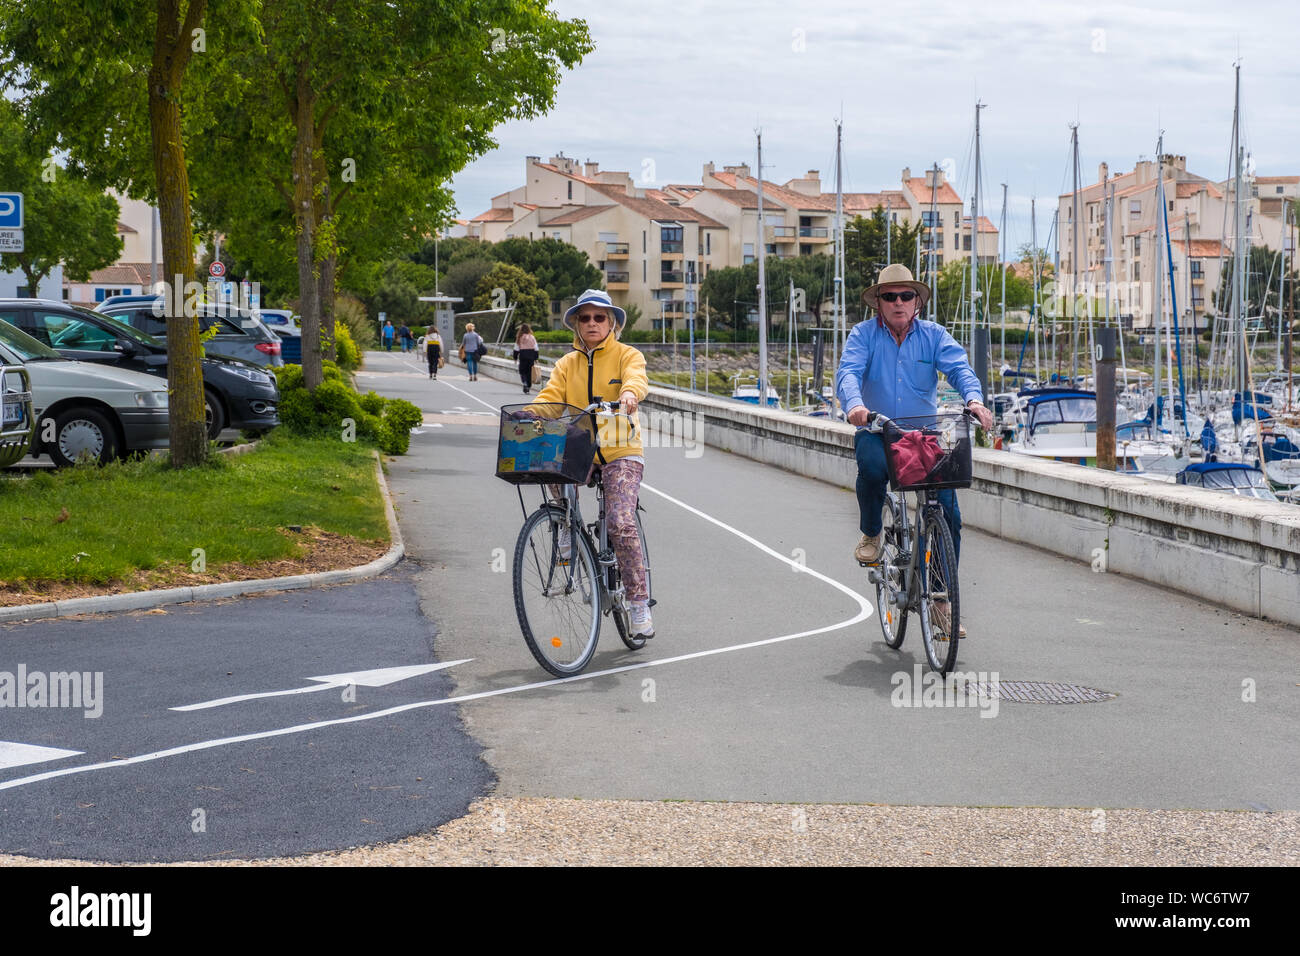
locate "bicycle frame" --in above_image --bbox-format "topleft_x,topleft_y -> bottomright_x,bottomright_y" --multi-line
874,487 -> 944,614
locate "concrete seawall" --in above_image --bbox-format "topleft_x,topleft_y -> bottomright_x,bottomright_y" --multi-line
475,353 -> 1300,628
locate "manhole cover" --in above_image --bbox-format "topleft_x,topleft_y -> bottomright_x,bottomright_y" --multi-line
966,680 -> 1117,704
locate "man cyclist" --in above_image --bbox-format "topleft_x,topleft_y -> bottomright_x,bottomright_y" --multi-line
532,289 -> 654,638
835,264 -> 994,637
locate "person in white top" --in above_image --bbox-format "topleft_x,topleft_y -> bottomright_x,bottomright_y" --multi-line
515,323 -> 539,394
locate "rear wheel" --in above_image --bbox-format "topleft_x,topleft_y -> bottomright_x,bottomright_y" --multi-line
513,505 -> 601,676
47,407 -> 119,468
875,495 -> 908,649
919,509 -> 961,675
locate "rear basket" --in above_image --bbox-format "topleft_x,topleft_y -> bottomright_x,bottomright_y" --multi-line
881,412 -> 973,491
496,403 -> 596,485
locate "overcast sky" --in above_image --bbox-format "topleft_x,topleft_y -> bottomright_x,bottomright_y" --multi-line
451,0 -> 1299,258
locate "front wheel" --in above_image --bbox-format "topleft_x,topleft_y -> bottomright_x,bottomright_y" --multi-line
919,509 -> 960,675
513,505 -> 602,676
875,495 -> 908,649
46,406 -> 120,468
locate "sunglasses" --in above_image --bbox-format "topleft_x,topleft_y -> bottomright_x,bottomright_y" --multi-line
879,291 -> 918,303
576,314 -> 608,324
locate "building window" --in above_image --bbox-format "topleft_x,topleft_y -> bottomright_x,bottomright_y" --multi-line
567,182 -> 572,200
642,261 -> 646,283
921,210 -> 939,227
953,211 -> 959,230
1130,200 -> 1141,220
1277,186 -> 1285,194
660,225 -> 683,253
1133,236 -> 1141,256
705,232 -> 711,255
17,285 -> 30,298
642,231 -> 646,253
1190,260 -> 1203,279
962,235 -> 971,251
800,244 -> 812,256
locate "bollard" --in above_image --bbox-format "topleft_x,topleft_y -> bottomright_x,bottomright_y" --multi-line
1097,327 -> 1117,471
972,327 -> 990,400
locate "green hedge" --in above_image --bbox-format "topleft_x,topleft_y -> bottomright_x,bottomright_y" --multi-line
273,361 -> 423,455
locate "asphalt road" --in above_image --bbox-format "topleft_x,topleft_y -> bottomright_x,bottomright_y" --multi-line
373,349 -> 1300,812
2,347 -> 1295,863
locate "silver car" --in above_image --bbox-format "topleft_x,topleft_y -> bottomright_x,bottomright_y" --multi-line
98,298 -> 284,368
0,320 -> 170,467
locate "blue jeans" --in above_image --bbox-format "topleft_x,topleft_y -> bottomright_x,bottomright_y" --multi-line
854,430 -> 961,564
466,353 -> 479,376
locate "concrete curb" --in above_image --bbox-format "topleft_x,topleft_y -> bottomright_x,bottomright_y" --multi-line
0,451 -> 405,624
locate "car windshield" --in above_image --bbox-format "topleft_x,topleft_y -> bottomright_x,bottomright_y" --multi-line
76,306 -> 161,347
0,318 -> 62,361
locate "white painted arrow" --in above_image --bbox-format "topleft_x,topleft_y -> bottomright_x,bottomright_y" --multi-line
0,741 -> 83,771
169,660 -> 472,712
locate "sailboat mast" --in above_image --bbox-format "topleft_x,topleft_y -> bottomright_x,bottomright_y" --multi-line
1070,124 -> 1081,384
834,121 -> 845,396
970,102 -> 984,352
756,130 -> 768,404
1231,63 -> 1246,395
928,162 -> 940,320
1153,145 -> 1164,431
1000,183 -> 1008,377
1031,196 -> 1042,382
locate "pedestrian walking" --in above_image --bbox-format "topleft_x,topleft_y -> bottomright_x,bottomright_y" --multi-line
514,323 -> 539,394
421,328 -> 444,379
461,323 -> 485,381
399,323 -> 413,353
382,320 -> 395,351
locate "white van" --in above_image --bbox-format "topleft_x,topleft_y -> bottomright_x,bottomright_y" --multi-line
0,319 -> 170,467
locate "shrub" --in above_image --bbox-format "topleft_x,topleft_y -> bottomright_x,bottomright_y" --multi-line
335,322 -> 361,370
335,294 -> 377,350
358,391 -> 386,416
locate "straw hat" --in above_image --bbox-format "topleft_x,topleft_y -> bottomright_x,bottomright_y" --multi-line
862,263 -> 930,310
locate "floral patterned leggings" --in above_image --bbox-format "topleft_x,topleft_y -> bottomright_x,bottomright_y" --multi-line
551,458 -> 648,603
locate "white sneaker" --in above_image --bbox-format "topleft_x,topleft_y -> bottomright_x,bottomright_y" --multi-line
629,601 -> 654,638
555,525 -> 573,563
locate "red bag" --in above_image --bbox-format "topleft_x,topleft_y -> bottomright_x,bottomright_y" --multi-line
890,430 -> 944,486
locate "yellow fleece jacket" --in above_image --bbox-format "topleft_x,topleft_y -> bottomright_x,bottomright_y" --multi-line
533,334 -> 650,462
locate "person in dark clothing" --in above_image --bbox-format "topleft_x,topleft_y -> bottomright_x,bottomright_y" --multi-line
515,323 -> 539,394
422,328 -> 443,379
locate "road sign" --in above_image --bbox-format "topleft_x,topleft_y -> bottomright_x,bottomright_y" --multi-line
0,193 -> 22,229
0,229 -> 22,253
209,259 -> 226,278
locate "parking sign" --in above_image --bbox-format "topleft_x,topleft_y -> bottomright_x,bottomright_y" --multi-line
0,193 -> 22,229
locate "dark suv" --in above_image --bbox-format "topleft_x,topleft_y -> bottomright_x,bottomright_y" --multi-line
97,296 -> 284,368
0,300 -> 279,440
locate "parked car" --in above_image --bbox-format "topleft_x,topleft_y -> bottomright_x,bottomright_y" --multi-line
0,361 -> 35,468
0,299 -> 279,440
256,308 -> 301,364
96,296 -> 284,368
0,319 -> 170,467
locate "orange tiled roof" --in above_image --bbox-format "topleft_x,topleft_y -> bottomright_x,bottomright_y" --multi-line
588,182 -> 726,229
1255,176 -> 1299,184
116,221 -> 137,234
532,161 -> 599,184
540,205 -> 616,226
1176,239 -> 1231,257
696,188 -> 764,209
82,263 -> 152,285
963,216 -> 998,234
472,207 -> 516,222
904,177 -> 962,205
710,171 -> 740,188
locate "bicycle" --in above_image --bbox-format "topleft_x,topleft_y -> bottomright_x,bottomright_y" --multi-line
859,410 -> 973,676
498,400 -> 653,677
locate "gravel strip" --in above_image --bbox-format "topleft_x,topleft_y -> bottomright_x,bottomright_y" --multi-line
2,799 -> 1296,866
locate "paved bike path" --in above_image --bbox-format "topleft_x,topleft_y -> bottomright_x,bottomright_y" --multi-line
378,350 -> 1299,812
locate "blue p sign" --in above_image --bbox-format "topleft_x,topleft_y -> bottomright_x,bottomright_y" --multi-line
0,193 -> 22,229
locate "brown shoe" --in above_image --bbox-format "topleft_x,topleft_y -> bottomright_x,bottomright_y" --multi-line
854,533 -> 883,564
931,600 -> 967,639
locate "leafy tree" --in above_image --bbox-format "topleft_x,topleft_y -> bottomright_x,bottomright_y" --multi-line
196,0 -> 592,390
443,257 -> 497,312
1,0 -> 260,467
473,262 -> 549,328
1213,244 -> 1299,329
0,102 -> 122,293
491,237 -> 602,303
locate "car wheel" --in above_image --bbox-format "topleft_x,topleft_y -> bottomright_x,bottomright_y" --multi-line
48,407 -> 119,468
204,388 -> 226,440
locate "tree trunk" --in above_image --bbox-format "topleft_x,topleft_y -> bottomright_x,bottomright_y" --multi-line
150,0 -> 207,467
292,64 -> 322,389
19,261 -> 49,297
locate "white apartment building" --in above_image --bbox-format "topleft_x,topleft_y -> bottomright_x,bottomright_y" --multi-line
1057,156 -> 1295,331
468,154 -> 999,328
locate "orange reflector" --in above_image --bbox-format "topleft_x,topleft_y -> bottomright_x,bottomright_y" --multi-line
550,636 -> 562,648
886,611 -> 892,625
926,550 -> 931,563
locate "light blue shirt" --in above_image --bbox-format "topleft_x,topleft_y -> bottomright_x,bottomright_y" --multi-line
835,317 -> 982,420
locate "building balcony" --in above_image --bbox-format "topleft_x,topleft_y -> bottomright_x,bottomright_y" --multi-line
766,226 -> 797,242
606,270 -> 630,291
661,301 -> 685,315
799,226 -> 830,239
605,242 -> 629,259
661,241 -> 683,255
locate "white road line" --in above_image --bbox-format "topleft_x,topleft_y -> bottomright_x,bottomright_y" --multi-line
0,741 -> 83,771
0,475 -> 870,793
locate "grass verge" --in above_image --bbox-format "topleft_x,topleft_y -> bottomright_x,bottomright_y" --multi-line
0,432 -> 389,601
